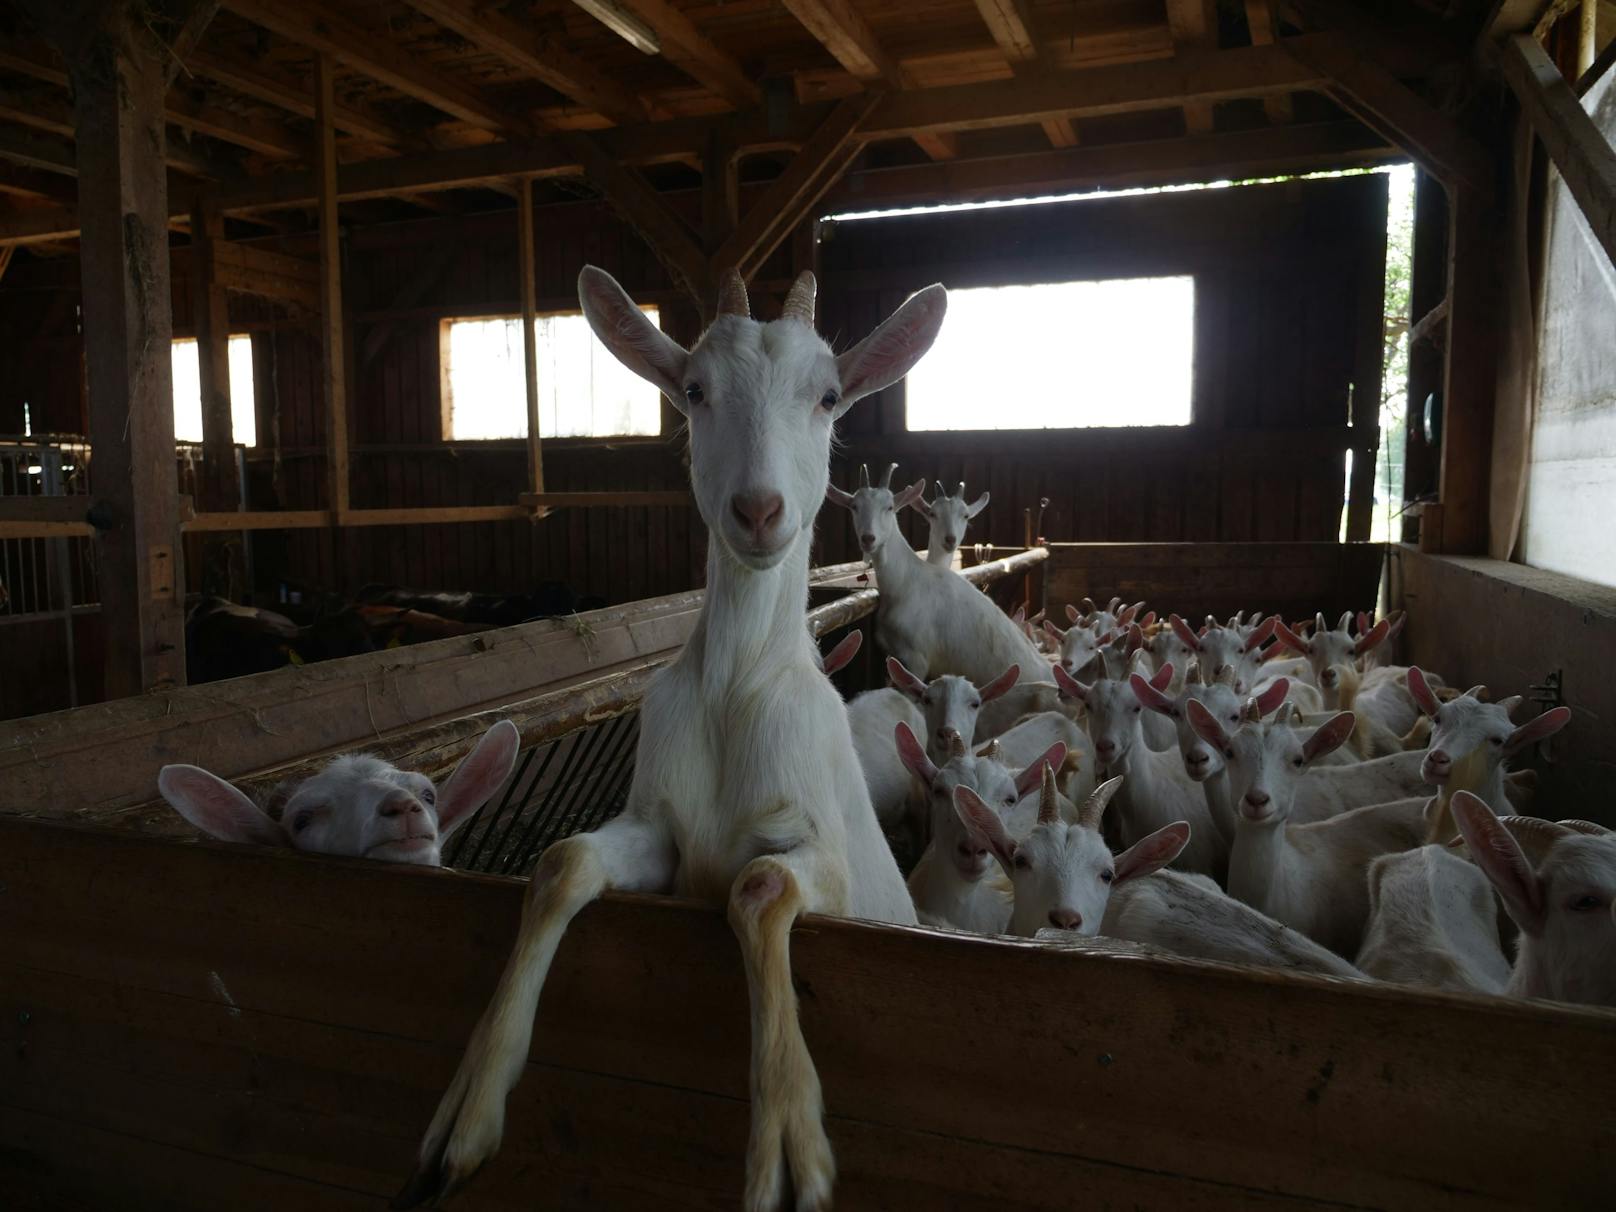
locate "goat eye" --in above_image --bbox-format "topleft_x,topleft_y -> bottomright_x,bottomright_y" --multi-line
1100,870 -> 1114,884
684,383 -> 704,405
1013,854 -> 1030,870
421,787 -> 436,804
290,809 -> 315,833
1291,757 -> 1304,768
820,389 -> 839,410
1489,736 -> 1504,746
971,700 -> 981,710
1225,749 -> 1236,760
1571,894 -> 1604,912
1433,711 -> 1443,725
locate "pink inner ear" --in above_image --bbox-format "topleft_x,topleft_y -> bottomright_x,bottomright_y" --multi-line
1273,621 -> 1310,655
1506,705 -> 1572,753
894,721 -> 937,784
1255,677 -> 1288,717
1169,614 -> 1202,652
886,656 -> 927,699
1053,663 -> 1088,701
821,630 -> 862,675
1042,619 -> 1066,644
1353,619 -> 1389,656
1452,791 -> 1545,933
1016,744 -> 1067,797
1245,616 -> 1278,651
1149,661 -> 1173,691
1304,712 -> 1355,762
1407,665 -> 1440,716
980,664 -> 1020,703
1186,699 -> 1227,748
1114,821 -> 1191,883
1130,672 -> 1172,714
954,786 -> 1016,865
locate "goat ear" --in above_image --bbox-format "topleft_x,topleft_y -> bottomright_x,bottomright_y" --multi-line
1113,822 -> 1191,885
1303,712 -> 1355,764
893,478 -> 927,511
1504,706 -> 1571,756
1065,603 -> 1082,623
1041,619 -> 1066,644
1052,663 -> 1090,703
578,267 -> 689,408
979,664 -> 1020,704
1130,671 -> 1173,716
1186,699 -> 1230,749
1254,677 -> 1289,718
886,656 -> 928,701
953,786 -> 1017,869
966,491 -> 990,518
438,720 -> 521,838
1353,618 -> 1390,656
1149,661 -> 1174,692
835,284 -> 947,408
1169,613 -> 1202,652
819,630 -> 862,676
894,721 -> 939,785
1273,620 -> 1310,655
1245,616 -> 1278,651
825,483 -> 855,509
1407,666 -> 1442,717
157,766 -> 286,848
1015,744 -> 1067,798
1452,791 -> 1545,935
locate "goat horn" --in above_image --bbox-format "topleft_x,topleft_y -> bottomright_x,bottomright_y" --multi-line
943,728 -> 966,759
935,479 -> 948,499
781,270 -> 816,325
716,268 -> 750,318
1241,697 -> 1263,723
858,463 -> 870,489
1038,764 -> 1060,826
880,462 -> 897,489
977,738 -> 1003,761
1078,775 -> 1124,831
956,480 -> 966,499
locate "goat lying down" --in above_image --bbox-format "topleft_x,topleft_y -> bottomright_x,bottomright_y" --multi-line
396,267 -> 947,1211
157,720 -> 520,867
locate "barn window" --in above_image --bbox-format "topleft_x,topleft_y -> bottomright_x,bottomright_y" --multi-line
903,278 -> 1195,431
440,310 -> 662,440
171,335 -> 257,447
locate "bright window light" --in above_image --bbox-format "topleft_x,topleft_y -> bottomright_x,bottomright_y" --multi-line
171,336 -> 257,446
904,278 -> 1195,431
441,310 -> 662,440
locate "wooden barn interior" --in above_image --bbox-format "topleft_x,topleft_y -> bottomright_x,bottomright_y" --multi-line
2,0 -> 1616,1208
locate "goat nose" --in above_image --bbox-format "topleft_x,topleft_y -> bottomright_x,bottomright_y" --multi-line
1429,749 -> 1450,764
1048,909 -> 1082,931
730,491 -> 785,540
860,532 -> 876,548
378,794 -> 422,819
944,534 -> 957,547
1096,739 -> 1116,755
1246,790 -> 1271,807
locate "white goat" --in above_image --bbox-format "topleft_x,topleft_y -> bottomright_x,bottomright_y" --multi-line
1273,613 -> 1421,736
897,723 -> 1064,933
827,465 -> 1048,690
397,268 -> 946,1212
1172,612 -> 1278,695
1452,793 -> 1616,1007
1099,869 -> 1364,979
917,480 -> 988,568
1354,844 -> 1510,994
1408,666 -> 1572,825
845,685 -> 925,832
885,656 -> 1023,758
1187,701 -> 1426,956
1054,662 -> 1227,879
157,720 -> 519,867
957,766 -> 1188,936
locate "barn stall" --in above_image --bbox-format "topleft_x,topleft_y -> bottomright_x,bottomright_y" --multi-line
2,0 -> 1616,1208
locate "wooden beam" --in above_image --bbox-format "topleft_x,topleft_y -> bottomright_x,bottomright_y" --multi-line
1344,172 -> 1389,542
518,178 -> 544,498
66,6 -> 188,695
0,162 -> 76,203
163,1 -> 221,83
189,197 -> 241,513
402,0 -> 647,126
1409,297 -> 1449,348
1437,189 -> 1501,555
970,0 -> 1080,148
0,93 -> 242,180
161,89 -> 304,159
598,0 -> 761,109
1244,0 -> 1296,123
1500,32 -> 1616,272
223,0 -> 532,136
781,0 -> 959,160
565,132 -> 709,303
315,55 -> 350,518
189,49 -> 417,149
713,92 -> 880,281
0,244 -> 11,284
1282,34 -> 1495,194
1165,0 -> 1219,133
701,128 -> 739,252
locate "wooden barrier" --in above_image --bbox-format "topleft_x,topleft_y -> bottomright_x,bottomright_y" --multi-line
1045,541 -> 1385,625
1,814 -> 1612,1210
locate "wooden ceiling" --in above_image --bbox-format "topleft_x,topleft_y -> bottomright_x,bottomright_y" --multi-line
0,0 -> 1503,248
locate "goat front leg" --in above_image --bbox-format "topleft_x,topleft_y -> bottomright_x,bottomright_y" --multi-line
729,846 -> 847,1212
394,810 -> 674,1208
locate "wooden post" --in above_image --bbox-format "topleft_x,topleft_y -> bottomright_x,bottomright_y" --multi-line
189,193 -> 244,597
517,176 -> 544,496
69,14 -> 187,696
315,54 -> 350,519
1436,189 -> 1500,555
1344,172 -> 1389,542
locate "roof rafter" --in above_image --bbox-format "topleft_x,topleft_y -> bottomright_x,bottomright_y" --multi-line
1244,1 -> 1296,124
970,0 -> 1079,148
188,49 -> 421,151
222,0 -> 534,136
402,0 -> 649,127
1165,0 -> 1219,133
586,0 -> 760,109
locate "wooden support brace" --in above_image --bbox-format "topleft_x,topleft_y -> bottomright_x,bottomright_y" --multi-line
315,54 -> 350,518
518,176 -> 544,498
1500,32 -> 1616,273
1436,189 -> 1501,555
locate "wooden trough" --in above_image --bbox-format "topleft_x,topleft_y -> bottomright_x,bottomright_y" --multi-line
3,542 -> 1615,1209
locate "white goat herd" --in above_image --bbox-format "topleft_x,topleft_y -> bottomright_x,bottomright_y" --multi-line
148,268 -> 1611,1212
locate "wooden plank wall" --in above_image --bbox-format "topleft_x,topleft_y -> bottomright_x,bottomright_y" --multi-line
1390,545 -> 1616,824
814,172 -> 1391,565
3,815 -> 1614,1211
0,172 -> 1389,697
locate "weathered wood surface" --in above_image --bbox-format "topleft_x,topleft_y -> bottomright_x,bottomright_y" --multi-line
2,815 -> 1612,1210
1045,541 -> 1385,625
